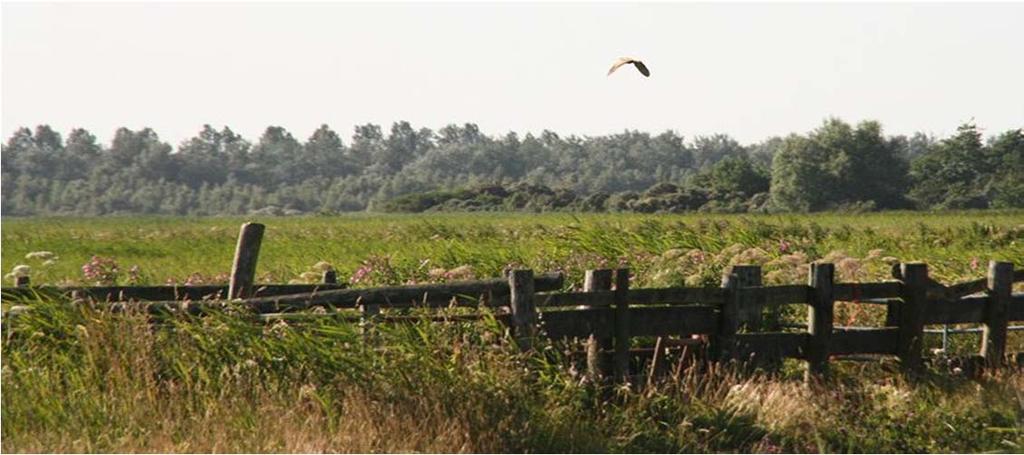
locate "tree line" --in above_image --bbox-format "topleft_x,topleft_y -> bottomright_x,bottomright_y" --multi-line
2,118 -> 1021,216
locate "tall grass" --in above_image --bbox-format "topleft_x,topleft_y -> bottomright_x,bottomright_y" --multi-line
2,296 -> 1022,453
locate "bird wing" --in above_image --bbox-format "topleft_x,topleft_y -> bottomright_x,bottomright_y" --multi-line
632,60 -> 650,77
607,57 -> 635,76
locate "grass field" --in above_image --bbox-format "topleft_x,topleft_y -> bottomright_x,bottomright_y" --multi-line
4,211 -> 1023,287
3,211 -> 1024,452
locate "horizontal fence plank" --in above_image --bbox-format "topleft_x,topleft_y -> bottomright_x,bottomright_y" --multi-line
537,290 -> 614,308
830,327 -> 899,355
630,306 -> 718,337
924,295 -> 987,325
540,305 -> 717,339
627,287 -> 726,305
538,287 -> 725,308
941,270 -> 1024,300
735,285 -> 810,306
734,332 -> 808,360
0,284 -> 349,302
258,312 -> 501,324
64,273 -> 563,314
833,282 -> 902,301
1009,294 -> 1024,321
542,308 -> 611,339
242,273 -> 564,312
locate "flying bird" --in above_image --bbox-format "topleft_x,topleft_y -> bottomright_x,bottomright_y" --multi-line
607,57 -> 650,77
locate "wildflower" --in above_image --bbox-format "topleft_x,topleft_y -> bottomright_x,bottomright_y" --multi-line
127,265 -> 141,284
778,240 -> 791,253
661,248 -> 686,260
10,265 -> 31,277
82,256 -> 119,285
970,257 -> 979,271
350,264 -> 373,284
428,268 -> 448,281
25,251 -> 57,261
311,261 -> 334,272
836,257 -> 862,280
684,274 -> 705,287
446,265 -> 475,281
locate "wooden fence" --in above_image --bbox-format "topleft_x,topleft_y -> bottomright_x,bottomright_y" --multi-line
3,222 -> 1023,382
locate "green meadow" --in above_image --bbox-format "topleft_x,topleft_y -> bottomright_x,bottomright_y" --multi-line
4,211 -> 1023,287
2,211 -> 1023,452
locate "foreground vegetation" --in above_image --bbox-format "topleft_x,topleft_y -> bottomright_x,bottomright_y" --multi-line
2,298 -> 1023,453
3,212 -> 1023,452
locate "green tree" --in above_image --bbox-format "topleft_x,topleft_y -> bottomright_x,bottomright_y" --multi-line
909,123 -> 989,209
987,128 -> 1024,208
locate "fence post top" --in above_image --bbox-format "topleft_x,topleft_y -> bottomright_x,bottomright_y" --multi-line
900,262 -> 928,275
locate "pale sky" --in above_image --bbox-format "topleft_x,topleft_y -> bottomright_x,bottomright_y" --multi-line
3,1 -> 1023,147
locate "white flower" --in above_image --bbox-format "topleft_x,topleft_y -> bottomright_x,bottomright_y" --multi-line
25,251 -> 56,261
311,261 -> 334,272
10,265 -> 31,277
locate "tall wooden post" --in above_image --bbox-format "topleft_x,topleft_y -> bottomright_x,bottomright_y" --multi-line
322,269 -> 337,284
731,265 -> 763,331
584,269 -> 614,383
897,263 -> 927,373
228,222 -> 265,300
613,268 -> 631,383
509,269 -> 537,351
806,263 -> 835,380
981,261 -> 1012,369
715,272 -> 741,363
359,297 -> 380,339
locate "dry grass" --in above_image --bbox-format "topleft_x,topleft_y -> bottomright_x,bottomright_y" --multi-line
3,298 -> 1022,453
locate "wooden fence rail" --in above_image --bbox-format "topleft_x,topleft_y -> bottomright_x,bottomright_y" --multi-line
531,261 -> 1022,380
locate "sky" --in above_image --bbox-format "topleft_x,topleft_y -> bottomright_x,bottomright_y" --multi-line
2,1 -> 1023,147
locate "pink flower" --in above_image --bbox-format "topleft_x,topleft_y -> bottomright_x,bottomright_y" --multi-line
779,240 -> 791,253
349,265 -> 373,284
81,255 -> 119,285
970,257 -> 979,271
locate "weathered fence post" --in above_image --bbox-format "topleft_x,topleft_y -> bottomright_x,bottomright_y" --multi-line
613,268 -> 631,384
898,263 -> 928,373
731,265 -> 763,331
806,263 -> 835,380
15,275 -> 30,288
584,269 -> 614,383
509,269 -> 537,351
981,261 -> 1012,369
228,222 -> 265,300
359,297 -> 380,339
715,272 -> 741,363
322,269 -> 337,284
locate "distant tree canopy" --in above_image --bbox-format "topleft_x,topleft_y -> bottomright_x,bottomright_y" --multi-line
2,118 -> 1021,216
